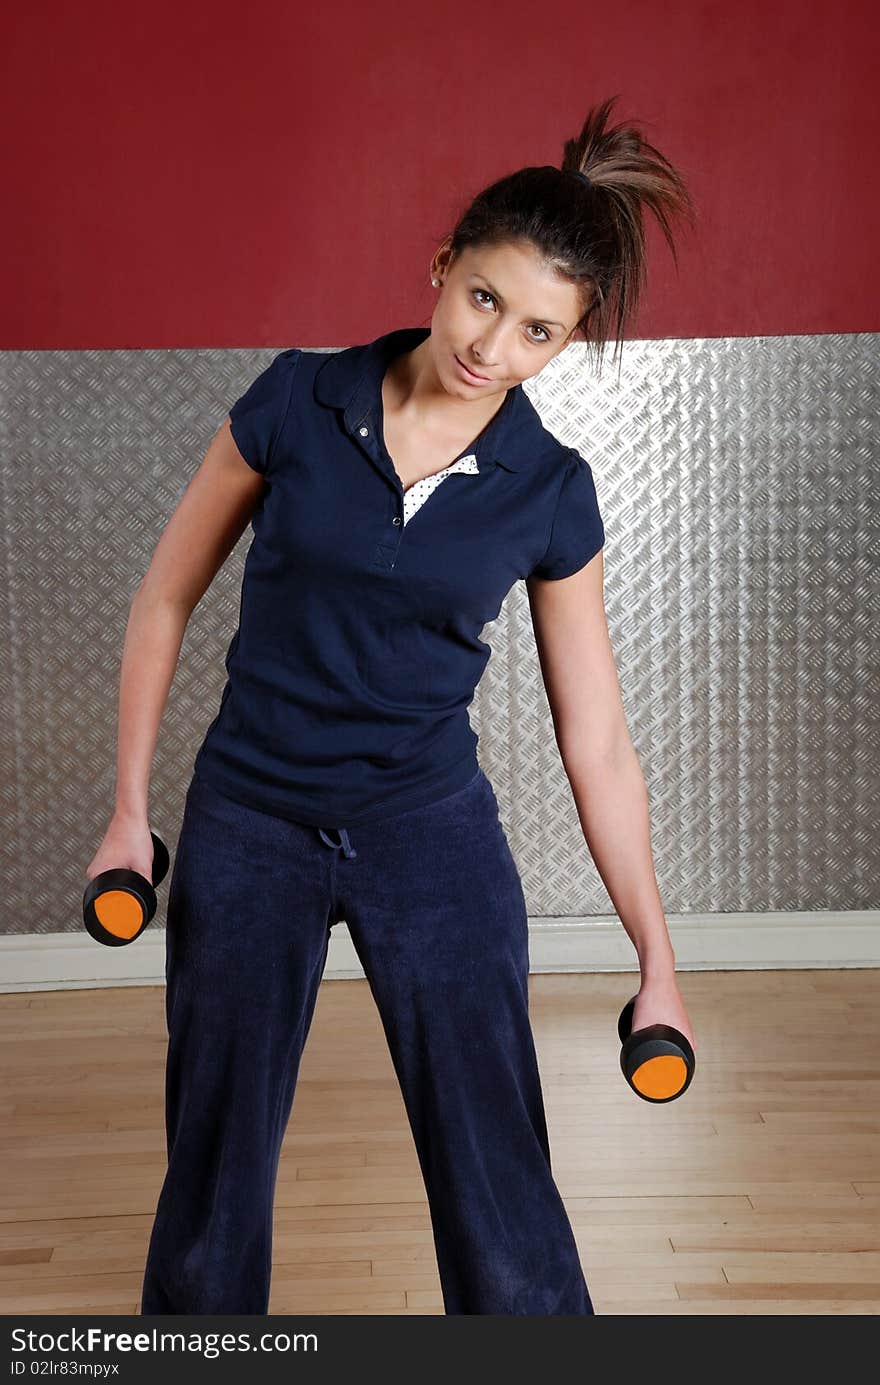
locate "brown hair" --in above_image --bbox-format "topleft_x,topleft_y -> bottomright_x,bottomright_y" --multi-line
444,95 -> 697,375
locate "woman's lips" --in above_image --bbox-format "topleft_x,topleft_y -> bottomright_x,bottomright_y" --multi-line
454,354 -> 491,384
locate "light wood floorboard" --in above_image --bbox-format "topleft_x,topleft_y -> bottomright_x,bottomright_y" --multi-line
1,968 -> 878,1314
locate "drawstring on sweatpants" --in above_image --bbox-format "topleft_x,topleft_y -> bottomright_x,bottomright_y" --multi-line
317,826 -> 358,859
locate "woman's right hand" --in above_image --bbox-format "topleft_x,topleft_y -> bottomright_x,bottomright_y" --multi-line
85,813 -> 156,886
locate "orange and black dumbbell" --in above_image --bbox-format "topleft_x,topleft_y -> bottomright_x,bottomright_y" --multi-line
618,995 -> 695,1103
82,832 -> 170,947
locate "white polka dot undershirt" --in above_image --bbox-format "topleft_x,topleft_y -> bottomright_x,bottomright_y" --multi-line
402,453 -> 479,524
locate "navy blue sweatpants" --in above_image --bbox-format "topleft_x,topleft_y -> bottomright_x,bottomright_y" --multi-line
139,767 -> 593,1316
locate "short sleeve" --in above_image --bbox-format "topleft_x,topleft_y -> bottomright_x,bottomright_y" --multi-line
228,348 -> 301,476
530,448 -> 605,580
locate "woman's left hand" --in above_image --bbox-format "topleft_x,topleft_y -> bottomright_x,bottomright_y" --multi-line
631,973 -> 697,1054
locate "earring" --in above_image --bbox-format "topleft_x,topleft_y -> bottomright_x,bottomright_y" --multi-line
431,277 -> 440,287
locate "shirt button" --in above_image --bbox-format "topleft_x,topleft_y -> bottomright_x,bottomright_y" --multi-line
359,425 -> 369,436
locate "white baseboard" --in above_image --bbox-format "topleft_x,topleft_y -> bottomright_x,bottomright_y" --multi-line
1,912 -> 877,992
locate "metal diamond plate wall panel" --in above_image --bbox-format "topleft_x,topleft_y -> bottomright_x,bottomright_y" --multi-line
1,334 -> 878,937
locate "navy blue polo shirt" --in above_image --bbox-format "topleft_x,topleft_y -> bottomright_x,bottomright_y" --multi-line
191,326 -> 604,827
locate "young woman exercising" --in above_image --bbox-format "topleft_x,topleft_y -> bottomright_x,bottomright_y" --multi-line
87,95 -> 697,1315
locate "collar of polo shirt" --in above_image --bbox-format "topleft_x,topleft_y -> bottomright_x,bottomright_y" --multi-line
313,325 -> 536,473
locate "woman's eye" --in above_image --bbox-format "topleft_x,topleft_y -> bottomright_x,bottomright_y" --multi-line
471,290 -> 548,343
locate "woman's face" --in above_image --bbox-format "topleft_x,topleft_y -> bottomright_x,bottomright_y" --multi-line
428,239 -> 583,401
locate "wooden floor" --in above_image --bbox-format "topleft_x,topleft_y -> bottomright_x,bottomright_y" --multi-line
1,967 -> 878,1315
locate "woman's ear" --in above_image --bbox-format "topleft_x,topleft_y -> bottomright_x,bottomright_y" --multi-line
432,238 -> 455,280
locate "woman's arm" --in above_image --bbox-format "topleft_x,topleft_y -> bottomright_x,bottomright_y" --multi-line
526,552 -> 696,1048
113,419 -> 266,821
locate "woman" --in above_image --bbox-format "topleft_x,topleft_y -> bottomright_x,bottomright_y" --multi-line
87,96 -> 698,1315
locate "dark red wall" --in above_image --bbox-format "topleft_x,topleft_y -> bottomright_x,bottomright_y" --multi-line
3,0 -> 877,348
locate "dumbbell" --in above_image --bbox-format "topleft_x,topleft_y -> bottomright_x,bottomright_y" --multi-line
82,831 -> 170,947
618,995 -> 695,1103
